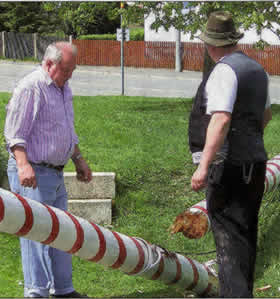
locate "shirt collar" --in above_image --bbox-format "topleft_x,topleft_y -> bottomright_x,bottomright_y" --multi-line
218,56 -> 226,62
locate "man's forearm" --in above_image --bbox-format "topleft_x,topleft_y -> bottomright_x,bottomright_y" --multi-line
11,145 -> 30,168
263,107 -> 272,129
11,145 -> 37,188
71,144 -> 83,164
199,112 -> 231,171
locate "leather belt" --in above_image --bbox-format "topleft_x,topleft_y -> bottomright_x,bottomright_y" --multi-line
11,156 -> 65,172
34,162 -> 64,172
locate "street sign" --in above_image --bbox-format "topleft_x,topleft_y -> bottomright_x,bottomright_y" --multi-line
116,28 -> 130,41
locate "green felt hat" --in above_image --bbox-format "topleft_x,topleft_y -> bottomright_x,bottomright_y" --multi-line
199,11 -> 244,47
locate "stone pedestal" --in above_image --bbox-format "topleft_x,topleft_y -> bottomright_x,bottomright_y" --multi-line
65,172 -> 115,225
1,172 -> 115,225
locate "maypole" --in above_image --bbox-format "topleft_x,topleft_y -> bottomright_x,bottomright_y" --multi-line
170,154 -> 280,239
0,188 -> 218,297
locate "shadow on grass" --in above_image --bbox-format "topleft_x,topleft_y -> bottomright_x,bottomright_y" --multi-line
0,142 -> 8,188
112,286 -> 191,298
270,104 -> 280,115
126,99 -> 192,114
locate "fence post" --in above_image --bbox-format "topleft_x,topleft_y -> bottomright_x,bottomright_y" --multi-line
175,29 -> 182,72
69,35 -> 72,44
2,31 -> 5,58
33,33 -> 37,60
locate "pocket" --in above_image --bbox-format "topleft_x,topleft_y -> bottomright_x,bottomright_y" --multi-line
7,171 -> 20,194
208,162 -> 225,185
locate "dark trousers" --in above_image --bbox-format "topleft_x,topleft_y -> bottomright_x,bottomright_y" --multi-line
206,161 -> 266,298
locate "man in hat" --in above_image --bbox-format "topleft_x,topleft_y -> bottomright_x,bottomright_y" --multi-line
189,11 -> 272,297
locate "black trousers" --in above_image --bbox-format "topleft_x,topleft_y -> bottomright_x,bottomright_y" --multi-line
206,161 -> 266,298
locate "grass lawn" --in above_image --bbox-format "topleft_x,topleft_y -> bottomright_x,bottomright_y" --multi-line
0,93 -> 280,297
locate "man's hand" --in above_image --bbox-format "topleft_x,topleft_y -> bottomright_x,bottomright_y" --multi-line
191,165 -> 208,191
18,162 -> 37,189
191,112 -> 231,192
12,145 -> 37,189
74,158 -> 92,183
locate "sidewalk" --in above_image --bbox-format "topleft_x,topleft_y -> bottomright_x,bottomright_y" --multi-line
72,64 -> 203,98
0,60 -> 279,103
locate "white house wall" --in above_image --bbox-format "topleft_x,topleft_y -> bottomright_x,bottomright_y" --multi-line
144,12 -> 201,43
145,13 -> 280,45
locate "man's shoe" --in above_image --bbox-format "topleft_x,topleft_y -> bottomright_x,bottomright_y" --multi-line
52,291 -> 89,298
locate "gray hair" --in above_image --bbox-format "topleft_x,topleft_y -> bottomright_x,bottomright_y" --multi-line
42,42 -> 77,64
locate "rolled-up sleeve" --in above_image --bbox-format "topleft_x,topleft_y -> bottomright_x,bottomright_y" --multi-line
205,63 -> 238,115
73,132 -> 79,145
4,86 -> 40,150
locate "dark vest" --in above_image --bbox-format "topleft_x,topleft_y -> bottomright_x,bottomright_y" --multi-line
188,70 -> 212,154
188,51 -> 268,164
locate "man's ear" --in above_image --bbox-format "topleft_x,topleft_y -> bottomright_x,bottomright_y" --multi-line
46,59 -> 54,72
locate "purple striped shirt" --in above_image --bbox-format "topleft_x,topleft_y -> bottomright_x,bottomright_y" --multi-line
4,66 -> 79,166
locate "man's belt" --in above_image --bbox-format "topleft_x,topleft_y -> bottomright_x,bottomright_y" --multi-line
33,162 -> 65,172
11,156 -> 65,172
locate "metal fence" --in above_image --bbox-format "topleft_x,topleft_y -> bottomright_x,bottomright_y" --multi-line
4,32 -> 33,59
1,32 -> 69,61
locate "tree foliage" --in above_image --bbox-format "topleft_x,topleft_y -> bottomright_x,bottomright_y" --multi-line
43,2 -> 120,38
0,2 -> 121,37
1,1 -> 279,43
0,2 -> 55,33
134,1 -> 280,47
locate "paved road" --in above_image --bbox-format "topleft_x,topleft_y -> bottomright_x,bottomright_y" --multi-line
0,60 -> 280,103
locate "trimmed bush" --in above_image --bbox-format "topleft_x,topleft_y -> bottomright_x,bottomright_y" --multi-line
77,28 -> 144,41
78,34 -> 116,40
130,28 -> 144,41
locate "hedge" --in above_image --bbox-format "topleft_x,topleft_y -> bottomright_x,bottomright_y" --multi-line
77,28 -> 144,41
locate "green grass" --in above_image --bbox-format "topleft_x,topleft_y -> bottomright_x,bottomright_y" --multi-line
0,93 -> 280,297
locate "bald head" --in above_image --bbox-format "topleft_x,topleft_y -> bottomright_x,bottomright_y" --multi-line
43,42 -> 77,64
43,42 -> 77,87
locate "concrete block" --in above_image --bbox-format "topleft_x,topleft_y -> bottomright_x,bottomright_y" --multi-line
0,172 -> 115,225
64,172 -> 115,199
68,199 -> 112,225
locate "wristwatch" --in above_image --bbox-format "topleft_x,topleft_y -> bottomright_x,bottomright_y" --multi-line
72,153 -> 82,162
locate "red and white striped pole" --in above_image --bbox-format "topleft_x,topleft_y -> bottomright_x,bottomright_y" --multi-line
0,188 -> 218,297
171,154 -> 280,239
264,154 -> 280,193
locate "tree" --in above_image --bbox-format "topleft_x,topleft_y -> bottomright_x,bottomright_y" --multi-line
43,2 -> 121,38
138,2 -> 280,44
0,3 -> 9,32
124,1 -> 280,74
0,2 -> 56,34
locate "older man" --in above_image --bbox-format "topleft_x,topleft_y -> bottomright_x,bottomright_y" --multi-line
5,42 -> 92,298
189,11 -> 272,297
